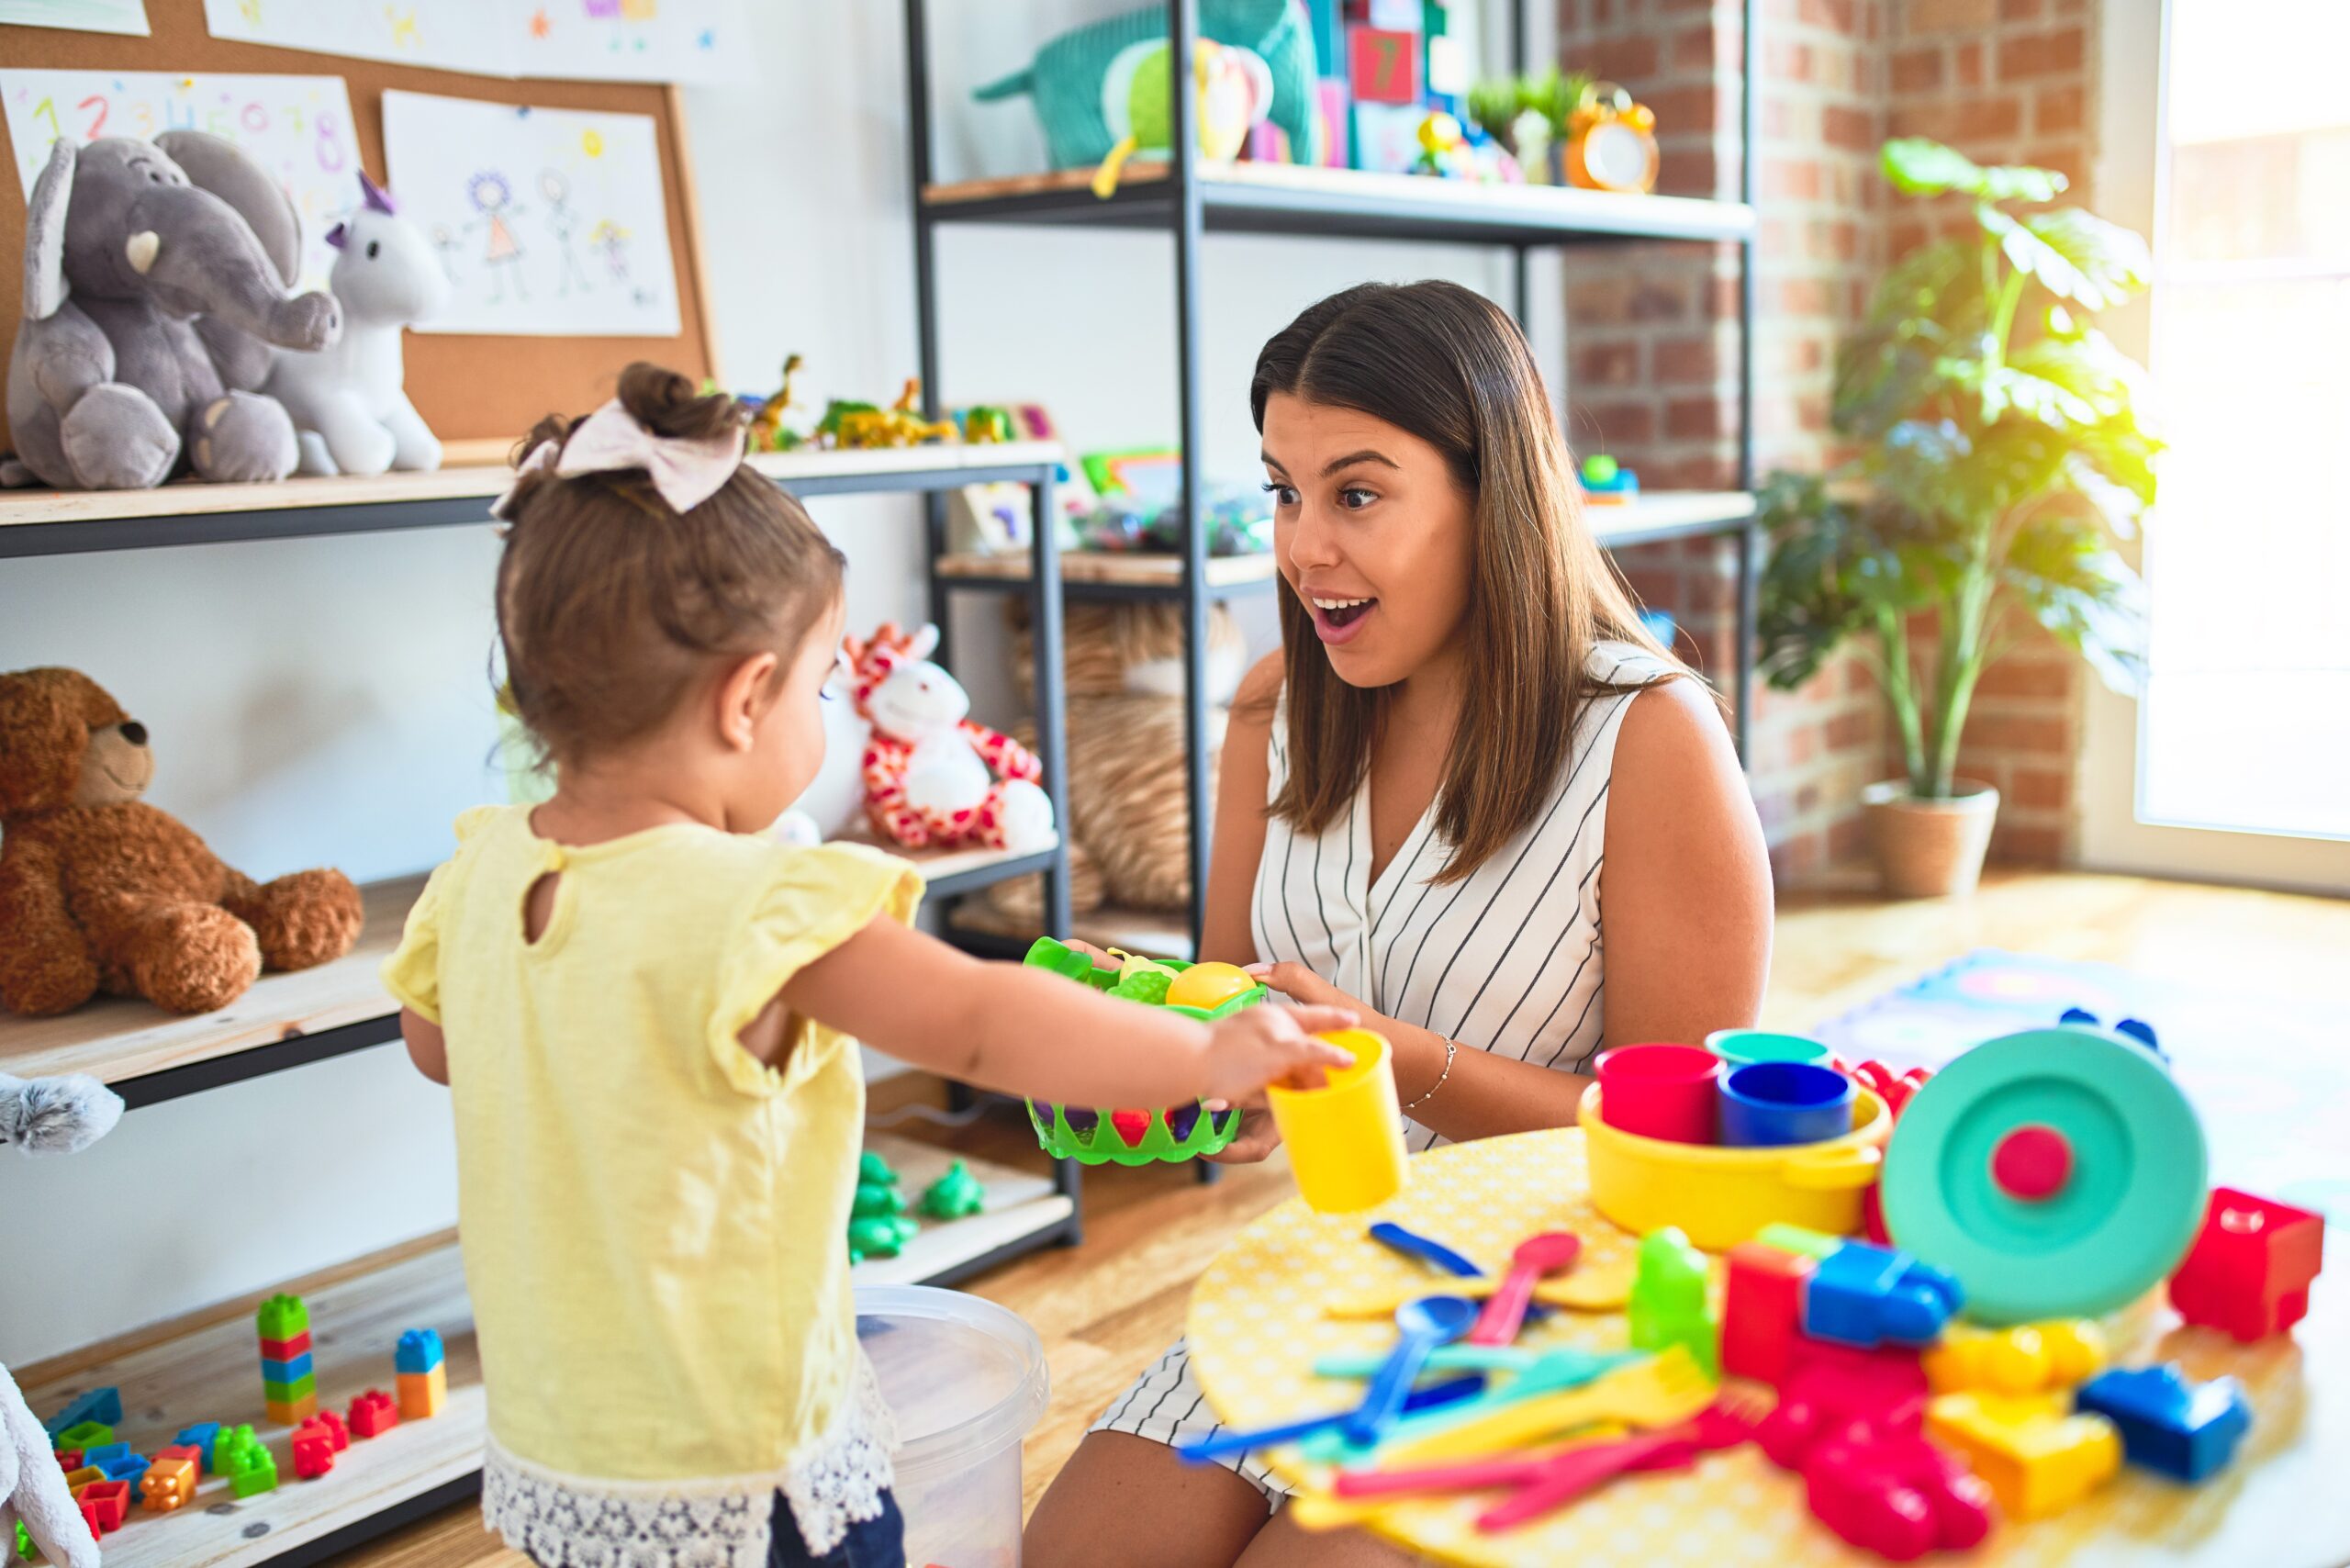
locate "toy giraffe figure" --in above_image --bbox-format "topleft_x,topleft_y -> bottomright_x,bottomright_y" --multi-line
846,622 -> 1055,852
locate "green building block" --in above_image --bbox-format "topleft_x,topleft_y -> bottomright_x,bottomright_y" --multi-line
1756,1223 -> 1843,1260
16,1518 -> 34,1562
255,1293 -> 308,1340
214,1424 -> 265,1478
229,1446 -> 278,1497
1629,1226 -> 1720,1382
262,1372 -> 319,1403
55,1419 -> 112,1450
920,1160 -> 986,1219
851,1180 -> 907,1219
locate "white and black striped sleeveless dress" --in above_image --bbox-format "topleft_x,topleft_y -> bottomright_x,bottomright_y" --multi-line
1091,641 -> 1673,1499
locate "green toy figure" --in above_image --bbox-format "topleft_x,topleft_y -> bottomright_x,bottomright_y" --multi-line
853,1180 -> 907,1219
847,1214 -> 919,1263
1629,1226 -> 1719,1381
921,1160 -> 986,1219
858,1150 -> 897,1186
849,1148 -> 923,1261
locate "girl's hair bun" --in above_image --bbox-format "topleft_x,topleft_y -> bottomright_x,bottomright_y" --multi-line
614,360 -> 744,442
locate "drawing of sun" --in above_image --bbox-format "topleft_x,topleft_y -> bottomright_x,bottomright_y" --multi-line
531,8 -> 552,37
582,129 -> 604,158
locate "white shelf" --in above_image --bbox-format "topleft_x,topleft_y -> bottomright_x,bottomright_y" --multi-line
849,1132 -> 1071,1288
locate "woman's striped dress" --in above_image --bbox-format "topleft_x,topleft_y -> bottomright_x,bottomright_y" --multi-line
1090,641 -> 1673,1502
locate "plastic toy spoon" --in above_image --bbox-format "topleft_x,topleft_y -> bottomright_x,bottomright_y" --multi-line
1467,1231 -> 1583,1347
1343,1295 -> 1480,1447
1370,1222 -> 1551,1323
1174,1375 -> 1482,1463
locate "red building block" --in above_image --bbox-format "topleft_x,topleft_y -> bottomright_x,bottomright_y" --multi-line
1348,27 -> 1421,104
151,1443 -> 202,1468
292,1430 -> 336,1480
304,1409 -> 350,1451
257,1330 -> 313,1361
53,1449 -> 82,1472
1757,1339 -> 1931,1471
78,1501 -> 101,1541
78,1481 -> 129,1532
2169,1187 -> 2324,1343
1724,1242 -> 1817,1386
348,1389 -> 400,1438
1806,1432 -> 1995,1561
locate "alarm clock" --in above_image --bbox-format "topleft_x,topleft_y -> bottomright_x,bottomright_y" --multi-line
1566,82 -> 1660,195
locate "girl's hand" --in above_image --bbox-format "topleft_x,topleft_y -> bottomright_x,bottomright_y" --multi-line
1203,1002 -> 1357,1105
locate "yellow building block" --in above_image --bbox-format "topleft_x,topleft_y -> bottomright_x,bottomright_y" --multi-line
1924,1319 -> 2109,1395
398,1364 -> 447,1419
265,1393 -> 319,1426
62,1466 -> 103,1495
1926,1391 -> 2121,1518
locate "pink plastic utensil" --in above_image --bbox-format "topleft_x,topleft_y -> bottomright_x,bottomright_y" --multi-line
1467,1231 -> 1583,1347
1474,1402 -> 1758,1533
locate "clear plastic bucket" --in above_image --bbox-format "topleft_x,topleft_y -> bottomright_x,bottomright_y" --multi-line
856,1284 -> 1049,1568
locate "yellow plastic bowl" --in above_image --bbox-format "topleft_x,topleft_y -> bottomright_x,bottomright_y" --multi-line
1579,1081 -> 1890,1250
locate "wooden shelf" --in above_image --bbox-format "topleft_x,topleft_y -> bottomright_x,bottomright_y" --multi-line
922,160 -> 1757,249
850,1131 -> 1073,1288
936,549 -> 1279,598
1583,489 -> 1758,548
0,443 -> 1064,559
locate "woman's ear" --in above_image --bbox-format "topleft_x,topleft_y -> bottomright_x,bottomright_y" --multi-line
715,651 -> 782,752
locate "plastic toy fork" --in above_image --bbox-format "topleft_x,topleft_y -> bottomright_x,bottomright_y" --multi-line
1176,1376 -> 1483,1463
1474,1402 -> 1759,1532
1379,1346 -> 1717,1467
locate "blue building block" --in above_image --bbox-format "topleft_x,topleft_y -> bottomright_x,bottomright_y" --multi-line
83,1442 -> 131,1469
2075,1366 -> 2251,1483
42,1386 -> 121,1440
1803,1239 -> 1963,1349
95,1452 -> 149,1488
175,1421 -> 223,1473
259,1351 -> 315,1383
395,1328 -> 445,1374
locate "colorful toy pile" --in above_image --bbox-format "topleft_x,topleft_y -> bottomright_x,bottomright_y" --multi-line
1021,937 -> 1263,1163
1187,1017 -> 2324,1558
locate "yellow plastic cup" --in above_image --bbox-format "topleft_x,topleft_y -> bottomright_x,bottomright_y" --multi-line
1265,1028 -> 1409,1215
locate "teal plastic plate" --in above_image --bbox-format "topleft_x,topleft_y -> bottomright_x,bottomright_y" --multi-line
1880,1025 -> 2207,1326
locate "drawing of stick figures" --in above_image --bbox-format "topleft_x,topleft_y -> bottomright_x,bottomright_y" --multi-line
431,222 -> 464,286
467,170 -> 529,305
589,218 -> 632,285
539,168 -> 592,297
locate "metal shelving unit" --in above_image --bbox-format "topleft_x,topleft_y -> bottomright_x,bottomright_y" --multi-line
902,0 -> 1762,953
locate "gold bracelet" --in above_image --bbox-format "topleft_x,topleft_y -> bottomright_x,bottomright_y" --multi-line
1403,1037 -> 1459,1112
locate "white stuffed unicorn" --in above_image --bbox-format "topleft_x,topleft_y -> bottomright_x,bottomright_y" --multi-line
264,172 -> 446,477
846,622 -> 1055,853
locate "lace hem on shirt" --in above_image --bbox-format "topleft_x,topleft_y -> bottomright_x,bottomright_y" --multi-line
481,1353 -> 897,1565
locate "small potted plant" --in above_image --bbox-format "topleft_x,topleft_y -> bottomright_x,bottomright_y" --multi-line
1756,139 -> 2161,897
1466,67 -> 1591,184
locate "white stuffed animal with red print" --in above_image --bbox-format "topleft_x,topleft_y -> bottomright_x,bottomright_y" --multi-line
847,622 -> 1055,852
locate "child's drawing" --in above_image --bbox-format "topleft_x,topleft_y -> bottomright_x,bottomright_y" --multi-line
383,89 -> 678,336
199,0 -> 748,84
431,221 -> 464,284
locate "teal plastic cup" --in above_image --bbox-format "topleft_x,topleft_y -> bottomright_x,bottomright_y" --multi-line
1705,1029 -> 1834,1070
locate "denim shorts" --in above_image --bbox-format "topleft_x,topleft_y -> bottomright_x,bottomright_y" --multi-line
770,1488 -> 905,1568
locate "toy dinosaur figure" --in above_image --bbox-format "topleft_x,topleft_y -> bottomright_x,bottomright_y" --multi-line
821,377 -> 957,450
750,353 -> 807,453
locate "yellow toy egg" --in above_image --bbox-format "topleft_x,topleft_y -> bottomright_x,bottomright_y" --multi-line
1166,961 -> 1257,1011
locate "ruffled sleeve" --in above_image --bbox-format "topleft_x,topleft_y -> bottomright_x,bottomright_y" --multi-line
379,807 -> 500,1025
708,842 -> 924,1097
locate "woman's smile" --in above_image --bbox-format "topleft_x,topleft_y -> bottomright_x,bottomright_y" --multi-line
1304,590 -> 1379,643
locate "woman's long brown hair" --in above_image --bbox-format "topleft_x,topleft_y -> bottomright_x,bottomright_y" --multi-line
1250,281 -> 1690,883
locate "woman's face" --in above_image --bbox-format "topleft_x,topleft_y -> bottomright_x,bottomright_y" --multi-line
1261,393 -> 1475,690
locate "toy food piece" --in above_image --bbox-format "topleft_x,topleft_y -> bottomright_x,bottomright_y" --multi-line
1628,1228 -> 1718,1379
2168,1186 -> 2324,1342
1925,1392 -> 2121,1518
1924,1319 -> 2107,1395
2074,1365 -> 2251,1483
1110,1108 -> 1155,1146
1109,962 -> 1175,1006
920,1159 -> 987,1219
1164,960 -> 1256,1012
1880,1025 -> 2208,1325
1266,1029 -> 1407,1214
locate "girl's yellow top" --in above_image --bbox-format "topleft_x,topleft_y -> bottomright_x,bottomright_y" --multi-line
383,805 -> 922,1487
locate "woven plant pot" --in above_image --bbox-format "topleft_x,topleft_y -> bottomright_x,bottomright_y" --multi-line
1863,778 -> 1999,899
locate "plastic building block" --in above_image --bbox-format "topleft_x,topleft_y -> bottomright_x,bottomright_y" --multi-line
1628,1227 -> 1718,1381
76,1500 -> 99,1540
292,1429 -> 336,1480
81,1442 -> 129,1469
1804,1240 -> 1962,1350
258,1329 -> 313,1361
42,1386 -> 121,1441
398,1364 -> 448,1419
305,1409 -> 351,1451
151,1442 -> 202,1468
2075,1365 -> 2252,1483
2168,1186 -> 2325,1343
260,1351 -> 316,1384
267,1394 -> 319,1426
1722,1241 -> 1816,1385
176,1420 -> 223,1471
53,1447 -> 83,1471
1804,1431 -> 1994,1562
15,1518 -> 32,1561
61,1467 -> 102,1495
53,1420 -> 111,1451
1756,1223 -> 1843,1260
214,1424 -> 265,1478
229,1448 -> 279,1497
1925,1319 -> 2108,1395
919,1159 -> 986,1219
141,1454 -> 197,1512
264,1371 -> 319,1402
78,1481 -> 129,1532
93,1452 -> 148,1489
349,1389 -> 401,1438
396,1327 -> 446,1374
1925,1391 -> 2121,1518
256,1292 -> 310,1341
1757,1339 -> 1931,1471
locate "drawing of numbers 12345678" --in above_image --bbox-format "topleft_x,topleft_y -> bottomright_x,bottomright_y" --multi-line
381,89 -> 681,338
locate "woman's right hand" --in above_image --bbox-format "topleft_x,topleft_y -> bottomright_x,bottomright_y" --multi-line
1202,1002 -> 1356,1106
1203,1103 -> 1282,1164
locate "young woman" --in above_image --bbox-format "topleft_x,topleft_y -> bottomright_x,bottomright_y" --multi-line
1024,281 -> 1774,1568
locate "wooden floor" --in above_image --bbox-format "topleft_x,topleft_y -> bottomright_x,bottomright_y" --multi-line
349,868 -> 2350,1568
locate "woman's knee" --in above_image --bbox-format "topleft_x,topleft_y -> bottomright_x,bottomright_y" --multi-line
1025,1431 -> 1271,1568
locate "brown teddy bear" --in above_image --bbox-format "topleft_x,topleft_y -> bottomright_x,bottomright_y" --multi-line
0,668 -> 364,1017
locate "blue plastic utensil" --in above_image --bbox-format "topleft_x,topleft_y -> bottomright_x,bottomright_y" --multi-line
1175,1375 -> 1483,1463
1369,1222 -> 1550,1322
1300,1346 -> 1649,1463
1344,1295 -> 1480,1447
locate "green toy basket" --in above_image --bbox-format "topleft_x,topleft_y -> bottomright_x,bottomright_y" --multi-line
1021,936 -> 1262,1165
973,0 -> 1320,173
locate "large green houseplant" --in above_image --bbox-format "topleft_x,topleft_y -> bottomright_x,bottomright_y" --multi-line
1756,139 -> 2160,895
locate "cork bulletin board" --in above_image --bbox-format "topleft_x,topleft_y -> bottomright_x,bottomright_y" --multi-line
0,0 -> 719,452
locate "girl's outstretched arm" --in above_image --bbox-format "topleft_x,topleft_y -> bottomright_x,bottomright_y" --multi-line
781,916 -> 1355,1109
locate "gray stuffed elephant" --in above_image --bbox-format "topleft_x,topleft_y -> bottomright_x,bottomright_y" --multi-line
4,131 -> 342,491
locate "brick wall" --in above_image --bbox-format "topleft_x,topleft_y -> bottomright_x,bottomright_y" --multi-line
1554,0 -> 2098,874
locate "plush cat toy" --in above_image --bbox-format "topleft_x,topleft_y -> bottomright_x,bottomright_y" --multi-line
845,622 -> 1054,853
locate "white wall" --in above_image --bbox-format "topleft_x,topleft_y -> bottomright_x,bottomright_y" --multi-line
1,0 -> 1557,1364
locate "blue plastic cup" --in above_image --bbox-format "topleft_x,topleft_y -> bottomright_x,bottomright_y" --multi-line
1718,1061 -> 1856,1148
1706,1029 -> 1835,1070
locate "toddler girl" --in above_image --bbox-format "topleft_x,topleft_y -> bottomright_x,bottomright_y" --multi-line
382,365 -> 1351,1568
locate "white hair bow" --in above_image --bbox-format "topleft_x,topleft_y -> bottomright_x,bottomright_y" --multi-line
492,398 -> 745,521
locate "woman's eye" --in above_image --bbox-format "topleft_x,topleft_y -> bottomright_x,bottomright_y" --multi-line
1261,481 -> 1299,507
1339,487 -> 1377,510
